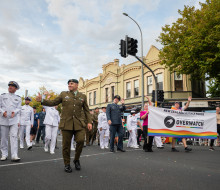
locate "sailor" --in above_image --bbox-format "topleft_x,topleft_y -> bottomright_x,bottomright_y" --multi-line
98,107 -> 109,149
19,97 -> 34,150
127,110 -> 141,149
0,81 -> 21,161
43,106 -> 60,154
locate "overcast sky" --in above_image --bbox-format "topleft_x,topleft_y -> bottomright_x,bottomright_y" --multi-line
0,0 -> 205,96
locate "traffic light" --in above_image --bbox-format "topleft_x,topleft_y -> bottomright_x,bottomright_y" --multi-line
157,90 -> 164,102
152,90 -> 155,102
126,36 -> 138,56
119,39 -> 127,58
151,90 -> 164,102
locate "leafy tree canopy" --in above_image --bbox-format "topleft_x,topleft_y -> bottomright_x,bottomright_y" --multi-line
157,0 -> 220,81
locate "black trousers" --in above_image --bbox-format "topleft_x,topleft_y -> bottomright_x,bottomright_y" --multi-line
143,125 -> 154,150
137,129 -> 144,145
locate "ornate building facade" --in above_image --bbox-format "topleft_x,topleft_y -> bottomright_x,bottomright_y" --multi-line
78,46 -> 206,110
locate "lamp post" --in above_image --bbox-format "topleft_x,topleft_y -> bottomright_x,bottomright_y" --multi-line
123,13 -> 145,110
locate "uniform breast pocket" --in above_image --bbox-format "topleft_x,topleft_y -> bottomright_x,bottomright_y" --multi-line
63,99 -> 71,105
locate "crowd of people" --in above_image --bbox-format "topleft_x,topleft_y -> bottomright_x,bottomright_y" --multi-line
0,80 -> 219,173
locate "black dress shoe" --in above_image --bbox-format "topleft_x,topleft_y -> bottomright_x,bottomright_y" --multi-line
64,165 -> 72,173
110,149 -> 115,153
117,148 -> 126,152
73,160 -> 81,170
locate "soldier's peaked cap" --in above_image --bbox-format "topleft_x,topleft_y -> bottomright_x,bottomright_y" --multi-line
25,97 -> 32,101
8,81 -> 20,89
114,95 -> 121,101
68,79 -> 79,84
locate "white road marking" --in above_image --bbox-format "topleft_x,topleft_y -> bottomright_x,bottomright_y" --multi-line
0,149 -> 141,168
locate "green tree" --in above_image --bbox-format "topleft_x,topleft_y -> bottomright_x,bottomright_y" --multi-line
157,0 -> 220,96
207,78 -> 220,97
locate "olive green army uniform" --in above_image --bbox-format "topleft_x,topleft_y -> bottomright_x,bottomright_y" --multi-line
91,112 -> 99,144
42,90 -> 92,165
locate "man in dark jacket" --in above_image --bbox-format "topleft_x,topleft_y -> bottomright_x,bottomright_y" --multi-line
106,95 -> 126,152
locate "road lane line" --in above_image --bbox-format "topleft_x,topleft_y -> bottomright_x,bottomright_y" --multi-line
0,149 -> 141,168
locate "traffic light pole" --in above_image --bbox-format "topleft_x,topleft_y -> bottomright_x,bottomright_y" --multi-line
135,56 -> 157,107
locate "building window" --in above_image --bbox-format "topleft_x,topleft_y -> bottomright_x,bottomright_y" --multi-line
174,72 -> 183,91
111,86 -> 115,101
134,80 -> 139,97
156,73 -> 163,90
105,88 -> 108,103
89,92 -> 92,105
93,91 -> 96,105
147,76 -> 153,94
126,82 -> 131,98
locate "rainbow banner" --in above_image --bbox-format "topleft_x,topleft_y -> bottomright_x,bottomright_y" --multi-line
148,107 -> 217,139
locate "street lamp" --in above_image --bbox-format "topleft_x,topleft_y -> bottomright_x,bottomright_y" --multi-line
123,13 -> 145,110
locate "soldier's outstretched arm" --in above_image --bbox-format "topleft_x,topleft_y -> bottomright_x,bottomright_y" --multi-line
41,92 -> 63,107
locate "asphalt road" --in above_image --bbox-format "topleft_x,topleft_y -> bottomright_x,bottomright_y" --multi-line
0,136 -> 220,190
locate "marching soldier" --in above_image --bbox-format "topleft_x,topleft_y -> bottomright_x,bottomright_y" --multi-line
91,107 -> 99,145
106,95 -> 126,152
0,81 -> 21,161
36,79 -> 92,173
19,97 -> 34,150
98,107 -> 109,149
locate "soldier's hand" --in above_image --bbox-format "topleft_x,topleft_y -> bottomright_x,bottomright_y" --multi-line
3,111 -> 7,118
100,127 -> 102,131
87,123 -> 92,131
36,92 -> 42,102
11,112 -> 15,118
18,123 -> 20,127
121,99 -> 125,104
108,120 -> 112,125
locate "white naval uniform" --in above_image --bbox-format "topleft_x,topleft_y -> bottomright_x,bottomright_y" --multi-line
127,114 -> 139,148
98,112 -> 109,149
19,105 -> 34,148
0,93 -> 21,158
44,106 -> 60,153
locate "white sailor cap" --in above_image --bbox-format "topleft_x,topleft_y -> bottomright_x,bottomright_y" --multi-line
8,81 -> 20,89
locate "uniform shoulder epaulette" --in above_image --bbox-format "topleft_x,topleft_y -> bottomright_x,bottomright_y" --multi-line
16,95 -> 21,97
1,93 -> 6,95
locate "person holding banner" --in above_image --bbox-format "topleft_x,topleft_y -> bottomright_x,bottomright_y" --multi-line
171,96 -> 192,152
140,96 -> 153,152
209,106 -> 220,151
